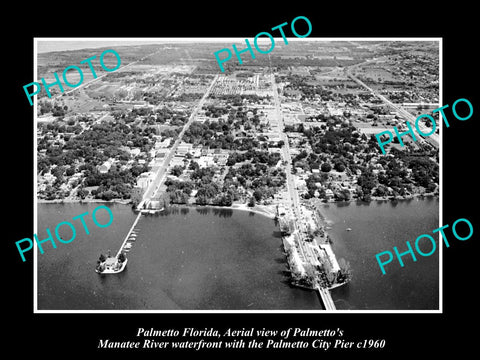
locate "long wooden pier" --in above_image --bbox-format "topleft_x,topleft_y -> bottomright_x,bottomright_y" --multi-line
110,75 -> 220,265
115,212 -> 142,258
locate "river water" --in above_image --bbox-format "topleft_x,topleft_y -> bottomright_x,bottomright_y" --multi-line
37,204 -> 319,310
325,197 -> 439,310
37,198 -> 438,311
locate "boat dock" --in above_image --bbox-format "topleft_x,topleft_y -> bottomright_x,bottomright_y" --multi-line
116,212 -> 142,258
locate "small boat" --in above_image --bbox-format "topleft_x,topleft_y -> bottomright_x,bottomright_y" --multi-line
346,228 -> 352,231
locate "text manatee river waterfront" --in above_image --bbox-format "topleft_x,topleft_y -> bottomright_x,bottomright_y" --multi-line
97,327 -> 386,351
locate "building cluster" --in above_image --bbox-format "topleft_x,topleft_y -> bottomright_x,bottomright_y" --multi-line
35,41 -> 438,295
37,42 -> 438,208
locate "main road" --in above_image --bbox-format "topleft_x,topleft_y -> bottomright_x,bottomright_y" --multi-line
270,73 -> 336,310
317,286 -> 336,311
270,73 -> 319,265
138,74 -> 219,209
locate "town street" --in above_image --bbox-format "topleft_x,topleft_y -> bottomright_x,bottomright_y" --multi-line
138,74 -> 219,208
270,73 -> 319,266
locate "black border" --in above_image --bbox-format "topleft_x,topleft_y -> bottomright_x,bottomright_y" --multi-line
7,5 -> 479,356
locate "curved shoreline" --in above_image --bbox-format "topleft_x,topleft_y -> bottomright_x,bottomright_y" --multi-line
229,204 -> 277,219
37,198 -> 278,219
313,193 -> 438,227
37,193 -> 438,225
37,198 -> 131,205
163,203 -> 277,220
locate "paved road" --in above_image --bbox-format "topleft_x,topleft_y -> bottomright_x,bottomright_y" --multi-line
270,73 -> 318,265
270,74 -> 299,214
270,72 -> 336,310
345,66 -> 439,148
138,74 -> 219,208
317,286 -> 336,310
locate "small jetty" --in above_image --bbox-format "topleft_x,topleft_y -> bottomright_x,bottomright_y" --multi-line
95,212 -> 143,274
116,212 -> 142,258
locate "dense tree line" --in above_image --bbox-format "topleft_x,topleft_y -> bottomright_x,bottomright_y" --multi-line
182,105 -> 270,150
64,122 -> 154,153
112,106 -> 189,126
164,178 -> 194,204
142,91 -> 203,105
163,153 -> 286,206
82,162 -> 148,200
225,163 -> 286,202
227,150 -> 281,167
38,100 -> 68,116
160,127 -> 182,141
208,94 -> 271,105
291,120 -> 439,201
164,166 -> 236,206
203,104 -> 230,118
38,120 -> 153,200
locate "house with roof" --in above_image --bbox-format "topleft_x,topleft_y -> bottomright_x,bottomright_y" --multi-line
170,156 -> 186,167
198,155 -> 215,168
136,172 -> 155,190
176,142 -> 193,157
325,189 -> 334,200
98,159 -> 114,174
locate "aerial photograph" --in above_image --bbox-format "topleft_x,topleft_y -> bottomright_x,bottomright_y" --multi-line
34,38 -> 440,311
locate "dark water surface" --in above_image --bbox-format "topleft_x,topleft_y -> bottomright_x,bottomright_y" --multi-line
37,204 -> 319,310
37,198 -> 438,310
324,198 -> 439,310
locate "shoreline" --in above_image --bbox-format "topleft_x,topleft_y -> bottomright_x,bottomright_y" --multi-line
229,203 -> 277,219
37,193 -> 437,222
37,198 -> 278,220
37,198 -> 132,205
168,203 -> 277,220
37,191 -> 437,204
312,192 -> 438,227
